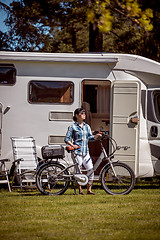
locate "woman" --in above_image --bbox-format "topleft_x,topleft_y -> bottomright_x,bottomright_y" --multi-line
64,108 -> 101,195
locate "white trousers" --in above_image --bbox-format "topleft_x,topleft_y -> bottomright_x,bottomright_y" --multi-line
75,153 -> 94,181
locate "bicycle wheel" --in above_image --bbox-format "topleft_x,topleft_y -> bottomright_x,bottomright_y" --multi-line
36,162 -> 70,195
101,162 -> 135,195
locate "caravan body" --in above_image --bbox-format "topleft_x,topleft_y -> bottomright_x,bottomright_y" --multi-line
0,51 -> 160,178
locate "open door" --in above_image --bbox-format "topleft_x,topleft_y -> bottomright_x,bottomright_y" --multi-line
0,103 -> 2,156
82,80 -> 111,175
111,81 -> 140,176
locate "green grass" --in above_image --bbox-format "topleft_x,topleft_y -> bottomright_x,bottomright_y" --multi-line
0,182 -> 160,240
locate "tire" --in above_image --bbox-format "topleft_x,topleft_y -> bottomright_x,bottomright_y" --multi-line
36,162 -> 70,195
101,162 -> 135,195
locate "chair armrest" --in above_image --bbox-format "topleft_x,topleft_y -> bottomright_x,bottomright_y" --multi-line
13,158 -> 24,163
0,159 -> 10,163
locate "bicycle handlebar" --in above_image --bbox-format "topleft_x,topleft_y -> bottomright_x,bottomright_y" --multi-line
66,130 -> 130,158
66,131 -> 118,156
93,130 -> 109,140
95,131 -> 118,157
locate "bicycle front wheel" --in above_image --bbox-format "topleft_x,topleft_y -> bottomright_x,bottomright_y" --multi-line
36,162 -> 70,195
101,162 -> 135,195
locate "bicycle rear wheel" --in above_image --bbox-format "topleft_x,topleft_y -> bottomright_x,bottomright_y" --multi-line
36,162 -> 70,195
101,162 -> 135,195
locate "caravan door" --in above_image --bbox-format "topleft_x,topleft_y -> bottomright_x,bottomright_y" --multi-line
0,103 -> 2,155
111,81 -> 140,176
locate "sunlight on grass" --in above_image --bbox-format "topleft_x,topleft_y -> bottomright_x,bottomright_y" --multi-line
0,184 -> 160,240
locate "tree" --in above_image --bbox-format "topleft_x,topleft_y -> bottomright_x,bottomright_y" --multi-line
87,0 -> 153,52
0,0 -> 89,52
0,0 -> 160,62
87,0 -> 160,61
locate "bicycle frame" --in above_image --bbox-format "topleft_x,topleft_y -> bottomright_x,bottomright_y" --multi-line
87,139 -> 117,180
57,136 -> 117,183
36,133 -> 136,195
37,134 -> 118,184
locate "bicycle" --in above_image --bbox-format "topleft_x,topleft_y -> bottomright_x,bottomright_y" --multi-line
36,132 -> 136,195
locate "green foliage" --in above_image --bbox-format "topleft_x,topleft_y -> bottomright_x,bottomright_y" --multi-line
87,0 -> 153,32
0,0 -> 160,61
87,0 -> 113,32
0,0 -> 89,52
123,0 -> 153,30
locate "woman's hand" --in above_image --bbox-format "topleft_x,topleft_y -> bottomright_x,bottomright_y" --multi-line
94,133 -> 102,140
73,145 -> 80,149
66,141 -> 80,149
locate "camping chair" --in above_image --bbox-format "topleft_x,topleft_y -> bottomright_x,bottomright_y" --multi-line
0,159 -> 11,192
11,137 -> 38,191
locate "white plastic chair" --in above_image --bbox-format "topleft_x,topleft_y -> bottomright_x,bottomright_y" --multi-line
11,137 -> 38,191
0,159 -> 11,192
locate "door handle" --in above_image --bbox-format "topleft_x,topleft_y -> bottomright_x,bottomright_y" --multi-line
128,112 -> 139,125
150,126 -> 158,137
130,116 -> 139,124
3,106 -> 11,115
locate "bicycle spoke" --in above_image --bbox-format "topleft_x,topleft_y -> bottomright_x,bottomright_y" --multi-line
101,162 -> 135,195
36,162 -> 70,195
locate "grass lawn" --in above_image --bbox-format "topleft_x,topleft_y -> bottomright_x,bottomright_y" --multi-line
0,181 -> 160,240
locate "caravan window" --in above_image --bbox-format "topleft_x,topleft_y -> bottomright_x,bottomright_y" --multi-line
154,91 -> 160,122
0,64 -> 16,85
29,81 -> 74,104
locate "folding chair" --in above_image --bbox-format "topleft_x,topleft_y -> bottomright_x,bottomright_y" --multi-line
0,159 -> 11,192
11,137 -> 38,191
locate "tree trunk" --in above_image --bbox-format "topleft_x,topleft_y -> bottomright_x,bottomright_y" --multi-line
89,22 -> 103,52
71,24 -> 77,52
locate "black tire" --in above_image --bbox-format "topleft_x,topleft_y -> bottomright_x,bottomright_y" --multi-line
36,162 -> 70,195
101,162 -> 135,195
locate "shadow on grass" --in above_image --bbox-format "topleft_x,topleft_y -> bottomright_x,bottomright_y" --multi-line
1,177 -> 160,196
134,185 -> 160,189
134,177 -> 160,189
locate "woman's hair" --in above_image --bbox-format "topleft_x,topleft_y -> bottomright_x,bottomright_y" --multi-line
73,108 -> 85,121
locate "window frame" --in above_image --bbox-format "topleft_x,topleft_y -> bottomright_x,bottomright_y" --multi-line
153,90 -> 160,123
0,64 -> 16,86
28,80 -> 74,104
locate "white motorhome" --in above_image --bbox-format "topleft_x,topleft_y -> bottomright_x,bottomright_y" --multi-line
0,51 -> 160,178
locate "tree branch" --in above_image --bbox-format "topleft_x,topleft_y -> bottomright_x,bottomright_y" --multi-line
0,1 -> 12,12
